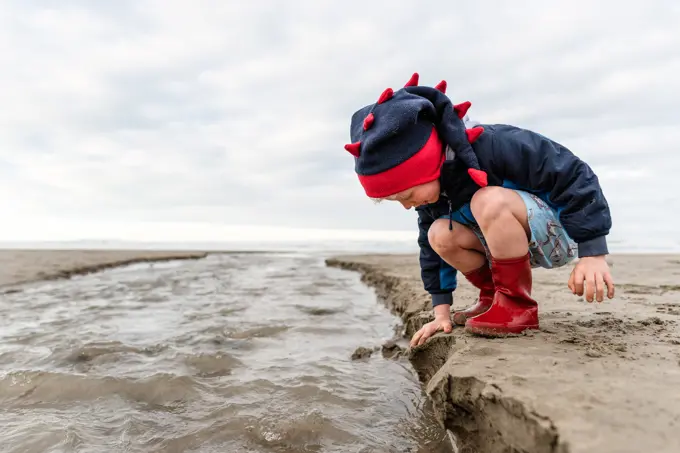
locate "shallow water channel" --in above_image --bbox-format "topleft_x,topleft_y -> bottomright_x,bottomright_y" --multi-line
0,252 -> 453,452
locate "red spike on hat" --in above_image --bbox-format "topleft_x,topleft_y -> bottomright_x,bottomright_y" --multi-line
466,126 -> 484,143
377,88 -> 394,104
434,80 -> 447,93
344,142 -> 361,157
404,72 -> 419,87
363,112 -> 375,130
468,169 -> 488,187
454,101 -> 471,119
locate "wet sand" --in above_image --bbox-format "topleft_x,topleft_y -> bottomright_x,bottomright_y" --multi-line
0,249 -> 208,289
327,254 -> 680,453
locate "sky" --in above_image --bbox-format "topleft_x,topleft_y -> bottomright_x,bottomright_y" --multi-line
1,1 -> 679,249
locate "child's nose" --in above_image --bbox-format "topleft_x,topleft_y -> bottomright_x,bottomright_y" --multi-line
399,200 -> 412,210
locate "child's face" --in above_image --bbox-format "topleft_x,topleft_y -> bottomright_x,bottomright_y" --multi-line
386,180 -> 441,210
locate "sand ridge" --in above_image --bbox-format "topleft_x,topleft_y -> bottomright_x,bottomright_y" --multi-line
0,249 -> 208,289
327,254 -> 680,453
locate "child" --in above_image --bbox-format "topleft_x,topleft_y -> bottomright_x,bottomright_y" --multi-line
343,73 -> 615,345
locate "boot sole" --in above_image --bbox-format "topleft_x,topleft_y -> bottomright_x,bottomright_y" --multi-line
465,323 -> 539,337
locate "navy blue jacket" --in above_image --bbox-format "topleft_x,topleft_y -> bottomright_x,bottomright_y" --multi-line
417,123 -> 612,307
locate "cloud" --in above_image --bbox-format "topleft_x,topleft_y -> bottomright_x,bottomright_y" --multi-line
0,0 -> 678,249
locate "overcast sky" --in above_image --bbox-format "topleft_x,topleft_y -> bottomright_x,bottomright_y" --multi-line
1,1 -> 678,249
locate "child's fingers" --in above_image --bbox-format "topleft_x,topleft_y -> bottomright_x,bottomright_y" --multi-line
418,330 -> 431,346
585,272 -> 596,302
573,268 -> 585,296
568,270 -> 575,293
410,329 -> 423,348
604,272 -> 615,299
595,273 -> 605,303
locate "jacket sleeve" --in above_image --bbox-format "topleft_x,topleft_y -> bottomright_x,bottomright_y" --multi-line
488,125 -> 612,257
417,207 -> 458,307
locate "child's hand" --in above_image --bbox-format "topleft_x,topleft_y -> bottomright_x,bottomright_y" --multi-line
410,305 -> 452,348
568,255 -> 615,303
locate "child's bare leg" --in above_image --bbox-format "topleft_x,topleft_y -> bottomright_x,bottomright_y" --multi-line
427,219 -> 486,272
429,219 -> 496,325
465,186 -> 539,336
470,187 -> 531,258
411,220 -> 487,346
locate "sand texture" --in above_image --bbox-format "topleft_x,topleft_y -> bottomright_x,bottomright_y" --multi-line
0,249 -> 208,289
327,254 -> 680,453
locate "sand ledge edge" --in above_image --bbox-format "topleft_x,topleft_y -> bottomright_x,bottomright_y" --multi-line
326,256 -> 569,453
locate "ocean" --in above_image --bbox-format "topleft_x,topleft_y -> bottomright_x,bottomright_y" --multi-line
1,226 -> 677,255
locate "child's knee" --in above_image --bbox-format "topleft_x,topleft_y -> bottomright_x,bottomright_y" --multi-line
471,187 -> 527,228
470,187 -> 510,223
428,219 -> 479,255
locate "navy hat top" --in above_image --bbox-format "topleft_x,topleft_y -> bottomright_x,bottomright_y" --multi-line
345,73 -> 488,198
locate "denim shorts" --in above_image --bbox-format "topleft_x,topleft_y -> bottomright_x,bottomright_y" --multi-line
443,190 -> 578,269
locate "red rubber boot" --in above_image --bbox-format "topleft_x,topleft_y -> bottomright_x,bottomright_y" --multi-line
465,253 -> 539,337
452,263 -> 495,326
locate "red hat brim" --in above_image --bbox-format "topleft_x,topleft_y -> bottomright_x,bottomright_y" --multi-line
357,127 -> 444,198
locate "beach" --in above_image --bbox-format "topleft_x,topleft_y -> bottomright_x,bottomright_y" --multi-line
327,254 -> 680,453
2,249 -> 679,452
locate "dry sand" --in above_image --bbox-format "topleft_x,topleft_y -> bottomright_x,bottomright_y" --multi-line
327,254 -> 680,453
0,249 -> 208,289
